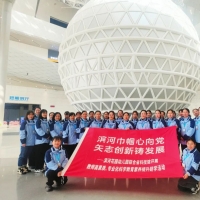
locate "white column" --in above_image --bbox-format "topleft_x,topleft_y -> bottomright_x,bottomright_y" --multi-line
0,0 -> 15,126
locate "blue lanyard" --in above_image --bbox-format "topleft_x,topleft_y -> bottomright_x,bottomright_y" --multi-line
141,121 -> 145,128
154,121 -> 159,128
55,153 -> 60,164
108,122 -> 114,129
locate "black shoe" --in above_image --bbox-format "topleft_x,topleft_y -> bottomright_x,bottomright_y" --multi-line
18,167 -> 27,175
61,177 -> 68,185
23,166 -> 31,173
45,185 -> 53,192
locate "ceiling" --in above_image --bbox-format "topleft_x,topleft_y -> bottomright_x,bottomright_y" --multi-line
7,47 -> 61,86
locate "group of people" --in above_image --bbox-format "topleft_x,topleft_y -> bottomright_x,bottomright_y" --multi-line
17,107 -> 200,194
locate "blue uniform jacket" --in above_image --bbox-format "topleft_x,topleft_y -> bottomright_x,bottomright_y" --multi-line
152,118 -> 167,129
35,119 -> 50,145
115,117 -> 123,125
180,117 -> 195,145
88,119 -> 103,128
165,117 -> 181,139
131,119 -> 138,127
49,121 -> 63,138
44,147 -> 68,176
136,118 -> 152,130
20,120 -> 36,146
76,118 -> 89,139
118,120 -> 134,130
194,117 -> 200,143
63,120 -> 78,144
101,119 -> 118,129
182,148 -> 200,181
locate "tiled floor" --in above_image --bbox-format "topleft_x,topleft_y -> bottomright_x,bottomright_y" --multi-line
0,126 -> 199,200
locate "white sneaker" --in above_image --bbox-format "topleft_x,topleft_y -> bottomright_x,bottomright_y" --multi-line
34,169 -> 41,173
192,186 -> 200,194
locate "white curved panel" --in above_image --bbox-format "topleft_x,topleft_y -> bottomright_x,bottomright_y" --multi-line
58,0 -> 200,112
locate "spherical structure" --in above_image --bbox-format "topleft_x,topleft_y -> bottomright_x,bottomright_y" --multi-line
58,0 -> 200,112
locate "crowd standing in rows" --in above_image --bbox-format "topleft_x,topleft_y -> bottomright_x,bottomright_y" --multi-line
17,107 -> 200,193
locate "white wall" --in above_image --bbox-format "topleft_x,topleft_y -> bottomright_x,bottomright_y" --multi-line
10,41 -> 48,60
5,85 -> 76,116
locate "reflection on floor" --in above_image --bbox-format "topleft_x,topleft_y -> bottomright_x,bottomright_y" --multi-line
0,126 -> 199,200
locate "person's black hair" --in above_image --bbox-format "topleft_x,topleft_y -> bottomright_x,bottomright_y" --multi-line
161,111 -> 165,115
52,112 -> 62,121
179,109 -> 183,113
52,136 -> 62,142
34,107 -> 41,111
108,111 -> 115,119
39,109 -> 48,119
81,110 -> 87,114
123,112 -> 130,116
49,112 -> 54,116
103,111 -> 109,115
89,111 -> 94,114
132,111 -> 138,116
64,111 -> 69,115
95,110 -> 101,114
155,109 -> 161,114
193,108 -> 199,112
147,110 -> 152,114
186,138 -> 196,145
140,110 -> 147,114
24,110 -> 34,120
69,112 -> 75,117
167,109 -> 174,114
183,108 -> 190,113
118,110 -> 123,114
76,111 -> 81,115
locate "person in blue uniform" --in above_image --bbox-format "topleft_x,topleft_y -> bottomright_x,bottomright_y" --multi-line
101,111 -> 118,129
136,110 -> 152,130
88,111 -> 103,128
76,111 -> 89,142
62,112 -> 78,158
194,112 -> 200,152
179,108 -> 195,151
62,111 -> 69,123
89,111 -> 95,122
116,110 -> 123,125
18,110 -> 36,174
152,110 -> 167,129
75,111 -> 82,122
103,111 -> 109,121
44,136 -> 68,192
147,110 -> 153,122
131,111 -> 138,127
35,109 -> 50,173
178,138 -> 200,194
161,111 -> 165,120
165,109 -> 181,144
49,112 -> 63,139
48,112 -> 54,125
118,112 -> 134,130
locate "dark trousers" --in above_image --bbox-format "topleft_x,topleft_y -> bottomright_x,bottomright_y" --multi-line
18,146 -> 34,167
196,143 -> 200,152
178,176 -> 198,192
28,146 -> 35,168
35,143 -> 49,170
46,170 -> 61,186
63,144 -> 77,159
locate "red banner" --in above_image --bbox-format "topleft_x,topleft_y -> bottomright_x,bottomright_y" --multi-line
62,127 -> 183,178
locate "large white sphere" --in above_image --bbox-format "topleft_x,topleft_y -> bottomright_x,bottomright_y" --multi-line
58,0 -> 200,112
